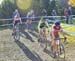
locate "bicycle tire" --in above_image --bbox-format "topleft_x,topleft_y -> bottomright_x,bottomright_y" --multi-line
13,23 -> 20,41
60,41 -> 65,61
50,40 -> 65,61
14,31 -> 20,41
57,40 -> 65,61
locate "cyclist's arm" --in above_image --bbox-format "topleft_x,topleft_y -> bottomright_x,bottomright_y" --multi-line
45,21 -> 50,32
38,19 -> 42,33
51,26 -> 56,39
19,17 -> 22,24
60,29 -> 66,37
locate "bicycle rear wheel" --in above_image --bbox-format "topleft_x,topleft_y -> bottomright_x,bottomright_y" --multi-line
14,23 -> 20,41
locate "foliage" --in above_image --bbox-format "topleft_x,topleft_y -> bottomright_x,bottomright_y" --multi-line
0,0 -> 16,19
68,0 -> 75,6
0,0 -> 75,19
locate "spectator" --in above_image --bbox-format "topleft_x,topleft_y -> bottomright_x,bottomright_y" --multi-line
51,9 -> 57,20
68,6 -> 73,24
41,9 -> 47,16
64,8 -> 69,24
51,9 -> 57,16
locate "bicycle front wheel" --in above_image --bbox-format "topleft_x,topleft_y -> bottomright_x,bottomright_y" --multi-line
14,31 -> 20,41
14,23 -> 20,41
57,41 -> 65,61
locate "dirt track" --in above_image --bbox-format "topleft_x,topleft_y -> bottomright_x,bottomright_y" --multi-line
0,28 -> 75,61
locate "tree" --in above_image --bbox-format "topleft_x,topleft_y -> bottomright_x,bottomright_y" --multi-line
31,0 -> 50,15
47,0 -> 56,15
68,0 -> 75,6
0,0 -> 16,18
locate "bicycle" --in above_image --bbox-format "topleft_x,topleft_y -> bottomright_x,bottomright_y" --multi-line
50,37 -> 66,61
38,27 -> 49,49
13,23 -> 20,41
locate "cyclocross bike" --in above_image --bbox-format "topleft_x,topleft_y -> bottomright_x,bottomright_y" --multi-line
50,37 -> 66,61
13,23 -> 20,41
38,27 -> 49,49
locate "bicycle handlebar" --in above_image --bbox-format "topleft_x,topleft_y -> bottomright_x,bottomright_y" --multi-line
60,37 -> 67,42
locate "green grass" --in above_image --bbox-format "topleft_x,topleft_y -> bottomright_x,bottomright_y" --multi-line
61,19 -> 75,25
0,26 -> 12,31
0,19 -> 75,31
72,19 -> 75,25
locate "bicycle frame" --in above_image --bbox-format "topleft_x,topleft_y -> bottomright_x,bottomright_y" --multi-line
50,38 -> 65,61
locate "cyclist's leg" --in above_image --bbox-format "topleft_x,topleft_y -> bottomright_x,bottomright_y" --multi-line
41,27 -> 46,37
51,40 -> 57,57
29,19 -> 32,30
69,15 -> 73,24
14,21 -> 20,30
50,34 -> 55,52
52,40 -> 57,51
38,28 -> 45,44
29,19 -> 32,24
49,33 -> 53,44
38,28 -> 42,42
17,21 -> 20,31
55,35 -> 60,55
39,28 -> 44,42
50,34 -> 58,53
26,19 -> 29,30
12,21 -> 16,35
26,19 -> 32,31
50,33 -> 54,46
38,28 -> 43,47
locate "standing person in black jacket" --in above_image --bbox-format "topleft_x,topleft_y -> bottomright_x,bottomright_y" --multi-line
68,6 -> 73,24
64,8 -> 69,24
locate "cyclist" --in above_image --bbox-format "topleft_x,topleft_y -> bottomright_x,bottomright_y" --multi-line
26,10 -> 35,31
50,21 -> 66,55
38,17 -> 50,40
12,9 -> 22,35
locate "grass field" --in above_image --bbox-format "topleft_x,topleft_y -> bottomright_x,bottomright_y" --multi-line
61,19 -> 75,25
0,19 -> 75,61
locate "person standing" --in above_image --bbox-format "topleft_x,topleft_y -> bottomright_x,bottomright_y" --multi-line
64,8 -> 69,24
68,6 -> 73,24
41,9 -> 47,16
51,9 -> 57,16
51,9 -> 57,21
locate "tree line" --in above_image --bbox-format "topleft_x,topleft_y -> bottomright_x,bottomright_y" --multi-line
0,0 -> 75,19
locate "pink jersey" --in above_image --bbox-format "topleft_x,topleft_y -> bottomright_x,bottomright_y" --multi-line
51,25 -> 61,36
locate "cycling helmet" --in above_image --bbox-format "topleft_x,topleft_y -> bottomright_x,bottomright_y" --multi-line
55,21 -> 60,26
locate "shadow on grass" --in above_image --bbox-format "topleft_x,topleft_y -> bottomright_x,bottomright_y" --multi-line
15,40 -> 43,61
44,48 -> 55,58
21,31 -> 35,42
20,22 -> 38,42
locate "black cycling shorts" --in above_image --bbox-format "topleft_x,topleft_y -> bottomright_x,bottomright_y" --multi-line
14,20 -> 20,26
